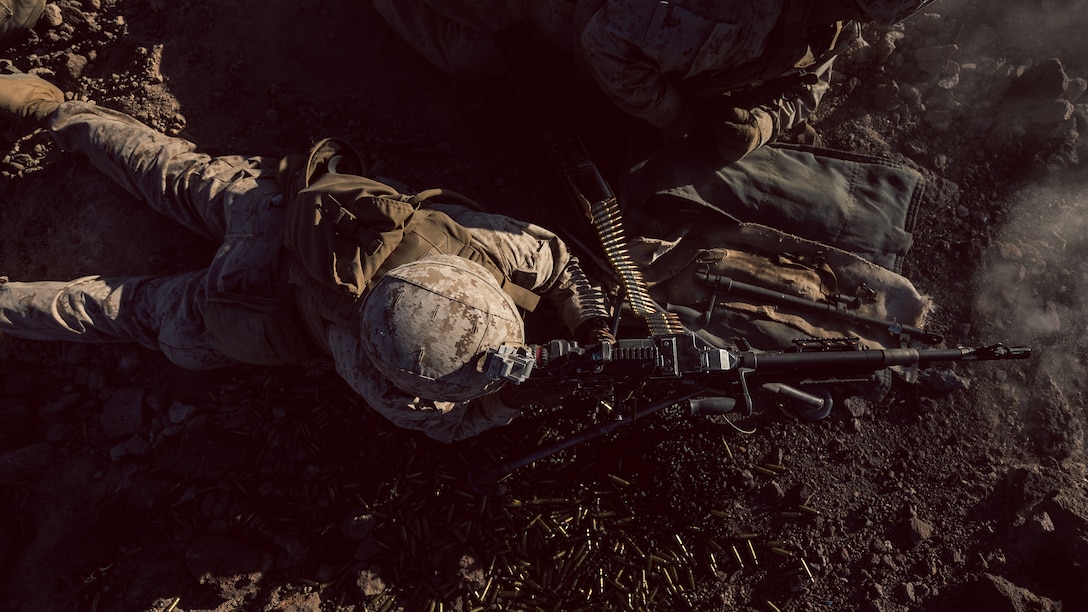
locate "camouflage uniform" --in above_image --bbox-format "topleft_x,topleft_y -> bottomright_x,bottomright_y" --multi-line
372,0 -> 855,140
0,102 -> 608,442
579,0 -> 857,139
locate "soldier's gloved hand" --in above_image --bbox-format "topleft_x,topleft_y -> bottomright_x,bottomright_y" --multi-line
574,318 -> 616,345
707,107 -> 775,162
0,74 -> 63,126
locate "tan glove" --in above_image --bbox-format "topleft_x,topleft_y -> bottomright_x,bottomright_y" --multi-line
708,107 -> 775,162
0,74 -> 63,125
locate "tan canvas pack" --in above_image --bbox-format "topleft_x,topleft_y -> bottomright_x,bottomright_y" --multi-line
633,222 -> 933,352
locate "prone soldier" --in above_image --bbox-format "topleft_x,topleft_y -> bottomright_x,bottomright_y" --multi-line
0,73 -> 613,443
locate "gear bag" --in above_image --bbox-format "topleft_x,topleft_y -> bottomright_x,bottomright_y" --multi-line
630,220 -> 933,354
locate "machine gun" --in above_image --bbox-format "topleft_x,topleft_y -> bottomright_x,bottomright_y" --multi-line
471,333 -> 1031,488
482,26 -> 1032,489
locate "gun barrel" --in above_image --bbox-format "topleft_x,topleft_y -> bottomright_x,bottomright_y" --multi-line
917,344 -> 1032,363
738,344 -> 1030,372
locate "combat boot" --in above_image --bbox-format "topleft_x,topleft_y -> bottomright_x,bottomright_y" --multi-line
0,73 -> 63,125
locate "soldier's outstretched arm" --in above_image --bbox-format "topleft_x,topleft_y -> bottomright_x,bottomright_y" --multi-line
0,272 -> 239,370
756,24 -> 853,142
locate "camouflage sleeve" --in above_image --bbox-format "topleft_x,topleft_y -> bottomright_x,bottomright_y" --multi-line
429,204 -> 611,334
756,23 -> 858,136
579,4 -> 687,130
579,0 -> 783,130
327,324 -> 521,443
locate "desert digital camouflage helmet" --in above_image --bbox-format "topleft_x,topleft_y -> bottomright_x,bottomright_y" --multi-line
358,254 -> 524,402
855,0 -> 935,25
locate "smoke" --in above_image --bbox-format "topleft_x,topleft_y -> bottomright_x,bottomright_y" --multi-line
975,177 -> 1088,339
901,0 -> 1088,461
973,170 -> 1088,461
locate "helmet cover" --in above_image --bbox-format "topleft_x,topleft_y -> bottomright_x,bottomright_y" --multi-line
359,254 -> 524,402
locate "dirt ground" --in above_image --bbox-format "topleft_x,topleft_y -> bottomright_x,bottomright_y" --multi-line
2,1 -> 1087,611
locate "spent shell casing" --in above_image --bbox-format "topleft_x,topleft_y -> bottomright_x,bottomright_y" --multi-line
649,554 -> 670,567
801,558 -> 815,583
731,545 -> 744,568
674,534 -> 689,555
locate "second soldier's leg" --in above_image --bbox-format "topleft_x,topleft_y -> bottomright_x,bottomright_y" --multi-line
43,101 -> 277,241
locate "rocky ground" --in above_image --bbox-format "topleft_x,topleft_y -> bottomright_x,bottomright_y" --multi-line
2,1 -> 1087,611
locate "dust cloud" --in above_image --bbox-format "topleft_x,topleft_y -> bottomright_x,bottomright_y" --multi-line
973,177 -> 1085,342
921,0 -> 1088,460
973,170 -> 1088,460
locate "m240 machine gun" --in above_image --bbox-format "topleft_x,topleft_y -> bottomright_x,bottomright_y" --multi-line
472,333 -> 1031,487
484,27 -> 1032,489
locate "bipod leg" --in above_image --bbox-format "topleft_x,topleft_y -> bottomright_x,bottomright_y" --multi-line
468,388 -> 702,493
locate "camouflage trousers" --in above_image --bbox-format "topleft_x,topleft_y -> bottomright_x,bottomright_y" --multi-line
0,102 -> 286,369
